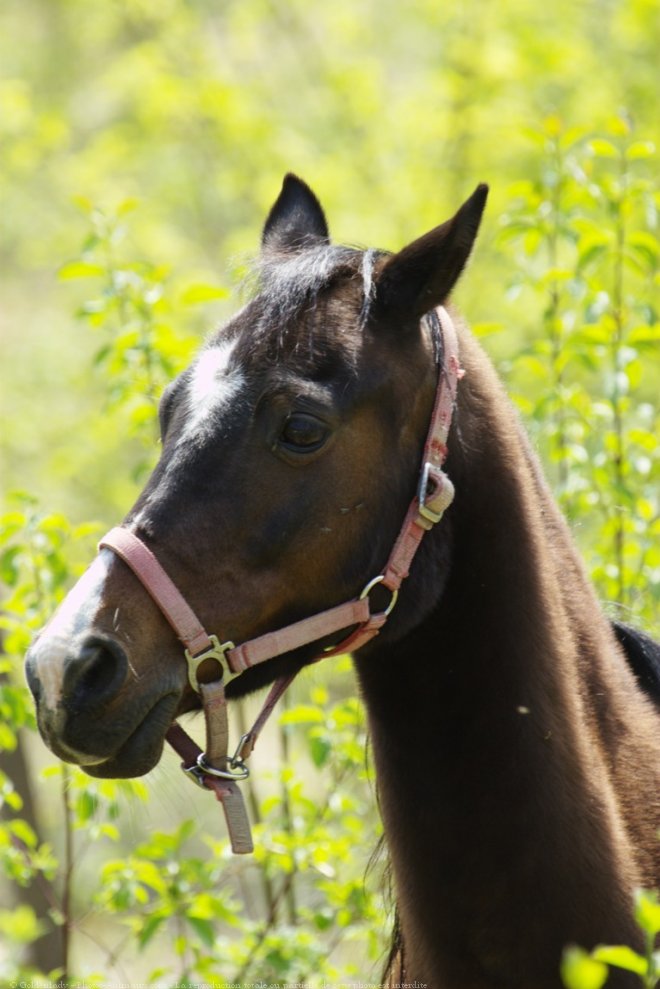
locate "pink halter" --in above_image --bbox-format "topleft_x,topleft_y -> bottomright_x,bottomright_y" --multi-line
99,306 -> 461,853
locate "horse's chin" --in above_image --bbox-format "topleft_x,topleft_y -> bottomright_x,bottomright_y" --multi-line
78,693 -> 178,779
83,750 -> 160,779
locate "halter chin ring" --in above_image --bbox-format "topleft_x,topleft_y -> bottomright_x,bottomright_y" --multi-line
197,751 -> 250,781
183,757 -> 249,788
185,634 -> 235,693
360,575 -> 398,618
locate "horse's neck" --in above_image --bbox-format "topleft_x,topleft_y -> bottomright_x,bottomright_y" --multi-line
356,334 -> 653,988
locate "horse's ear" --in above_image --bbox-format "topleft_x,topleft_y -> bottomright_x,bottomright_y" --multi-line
262,173 -> 330,252
374,184 -> 488,322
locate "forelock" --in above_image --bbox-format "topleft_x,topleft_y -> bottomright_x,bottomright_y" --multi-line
240,244 -> 387,352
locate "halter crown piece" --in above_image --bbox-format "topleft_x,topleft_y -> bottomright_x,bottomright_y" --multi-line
99,306 -> 462,854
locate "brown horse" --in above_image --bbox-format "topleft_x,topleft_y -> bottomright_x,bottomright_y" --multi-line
26,175 -> 660,987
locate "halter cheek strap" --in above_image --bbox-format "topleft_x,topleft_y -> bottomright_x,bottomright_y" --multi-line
98,305 -> 461,854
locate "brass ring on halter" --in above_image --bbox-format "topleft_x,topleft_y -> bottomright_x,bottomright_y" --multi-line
359,575 -> 398,618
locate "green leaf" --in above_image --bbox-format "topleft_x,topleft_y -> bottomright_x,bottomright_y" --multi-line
180,282 -> 229,305
58,260 -> 105,280
1,784 -> 23,812
0,721 -> 17,751
177,818 -> 197,844
138,913 -> 165,949
186,915 -> 216,948
473,321 -> 504,338
71,194 -> 94,214
0,905 -> 44,943
577,242 -> 608,272
117,197 -> 139,216
9,818 -> 38,849
635,888 -> 660,937
626,141 -> 655,160
313,909 -> 334,931
588,139 -> 619,158
280,704 -> 325,725
41,764 -> 64,780
0,546 -> 21,584
593,944 -> 647,975
561,946 -> 608,989
309,734 -> 332,768
628,232 -> 659,271
76,789 -> 99,822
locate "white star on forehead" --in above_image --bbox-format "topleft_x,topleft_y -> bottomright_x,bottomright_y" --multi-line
179,340 -> 245,446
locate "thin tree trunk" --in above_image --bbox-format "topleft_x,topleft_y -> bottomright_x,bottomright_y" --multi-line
0,718 -> 63,974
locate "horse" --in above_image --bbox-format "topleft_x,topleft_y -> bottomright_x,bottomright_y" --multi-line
26,174 -> 660,988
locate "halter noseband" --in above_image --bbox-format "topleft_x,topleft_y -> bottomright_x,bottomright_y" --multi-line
98,305 -> 462,854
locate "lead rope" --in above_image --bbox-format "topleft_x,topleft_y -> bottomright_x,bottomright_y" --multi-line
98,305 -> 461,855
165,696 -> 253,854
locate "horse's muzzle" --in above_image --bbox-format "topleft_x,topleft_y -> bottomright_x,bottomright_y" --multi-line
25,632 -> 179,776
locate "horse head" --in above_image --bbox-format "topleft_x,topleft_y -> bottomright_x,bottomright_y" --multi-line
25,175 -> 487,779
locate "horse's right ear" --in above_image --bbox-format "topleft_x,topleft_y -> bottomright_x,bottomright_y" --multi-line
262,174 -> 330,252
374,184 -> 488,322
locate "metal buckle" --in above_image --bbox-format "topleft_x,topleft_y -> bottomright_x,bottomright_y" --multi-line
359,575 -> 398,618
184,634 -> 235,693
417,462 -> 454,526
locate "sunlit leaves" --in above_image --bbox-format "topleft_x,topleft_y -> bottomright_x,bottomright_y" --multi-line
562,946 -> 609,989
179,282 -> 230,306
636,889 -> 660,940
0,905 -> 45,946
0,817 -> 58,889
500,118 -> 659,620
562,890 -> 660,988
0,499 -> 100,661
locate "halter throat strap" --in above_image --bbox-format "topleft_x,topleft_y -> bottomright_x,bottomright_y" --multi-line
98,305 -> 462,854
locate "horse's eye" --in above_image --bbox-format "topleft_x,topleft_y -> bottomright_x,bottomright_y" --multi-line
280,413 -> 329,452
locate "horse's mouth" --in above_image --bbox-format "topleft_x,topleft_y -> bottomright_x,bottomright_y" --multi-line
59,645 -> 327,779
80,692 -> 180,779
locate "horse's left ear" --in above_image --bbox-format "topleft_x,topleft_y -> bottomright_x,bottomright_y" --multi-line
374,184 -> 488,322
262,173 -> 330,252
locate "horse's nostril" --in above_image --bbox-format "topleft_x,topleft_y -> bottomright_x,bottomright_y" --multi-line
66,636 -> 128,707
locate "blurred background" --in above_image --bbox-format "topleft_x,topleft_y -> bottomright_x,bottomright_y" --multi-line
0,0 -> 658,985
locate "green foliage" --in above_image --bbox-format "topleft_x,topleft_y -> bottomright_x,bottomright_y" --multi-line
58,201 -> 203,482
501,113 -> 660,622
0,499 -> 97,800
83,684 -> 386,985
562,891 -> 660,989
1,1 -> 658,984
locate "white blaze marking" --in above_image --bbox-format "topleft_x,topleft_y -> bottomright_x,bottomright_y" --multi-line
132,339 -> 246,529
180,340 -> 244,444
33,550 -> 114,710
